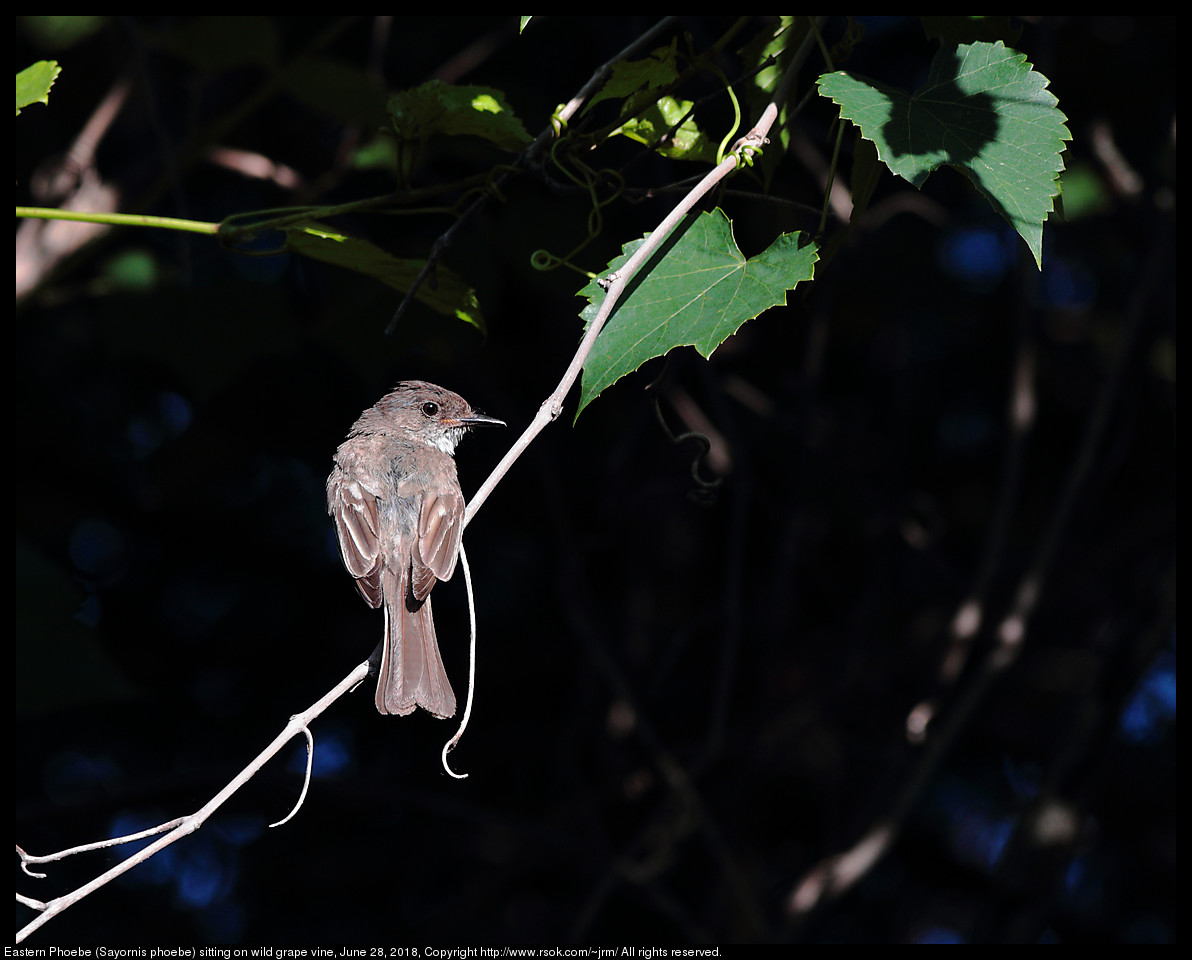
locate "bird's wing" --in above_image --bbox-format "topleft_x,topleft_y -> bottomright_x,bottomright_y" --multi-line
327,463 -> 384,608
413,488 -> 465,600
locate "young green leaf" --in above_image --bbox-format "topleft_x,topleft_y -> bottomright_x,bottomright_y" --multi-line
388,80 -> 531,153
16,60 -> 60,116
610,96 -> 717,163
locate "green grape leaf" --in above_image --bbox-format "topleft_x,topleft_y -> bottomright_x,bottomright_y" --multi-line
16,60 -> 60,115
584,41 -> 680,116
576,209 -> 817,419
739,17 -> 808,187
818,40 -> 1070,267
285,223 -> 483,331
611,96 -> 718,163
388,79 -> 531,152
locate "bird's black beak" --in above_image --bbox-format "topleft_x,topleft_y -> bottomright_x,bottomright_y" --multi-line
460,412 -> 505,428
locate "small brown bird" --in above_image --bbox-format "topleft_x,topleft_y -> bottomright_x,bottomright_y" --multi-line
326,381 -> 503,717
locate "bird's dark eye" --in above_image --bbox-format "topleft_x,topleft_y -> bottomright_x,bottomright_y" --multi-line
421,401 -> 440,418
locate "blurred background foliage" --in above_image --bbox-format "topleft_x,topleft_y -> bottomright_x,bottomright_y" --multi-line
15,16 -> 1175,944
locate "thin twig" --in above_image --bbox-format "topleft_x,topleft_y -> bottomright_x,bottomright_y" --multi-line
268,726 -> 315,828
441,544 -> 479,778
16,660 -> 371,943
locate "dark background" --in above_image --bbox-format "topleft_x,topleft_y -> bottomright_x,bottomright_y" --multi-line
15,17 -> 1175,944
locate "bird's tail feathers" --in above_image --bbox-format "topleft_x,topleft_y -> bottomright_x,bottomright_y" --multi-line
377,566 -> 456,718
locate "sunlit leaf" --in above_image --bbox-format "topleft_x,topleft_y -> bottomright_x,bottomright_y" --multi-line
286,223 -> 483,331
576,209 -> 817,418
611,96 -> 717,162
388,79 -> 531,152
16,60 -> 60,115
818,40 -> 1070,266
584,41 -> 680,116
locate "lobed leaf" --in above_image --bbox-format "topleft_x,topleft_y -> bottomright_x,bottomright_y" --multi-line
818,40 -> 1070,266
576,209 -> 817,419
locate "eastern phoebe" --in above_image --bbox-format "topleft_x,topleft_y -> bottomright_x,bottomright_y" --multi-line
327,381 -> 504,717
